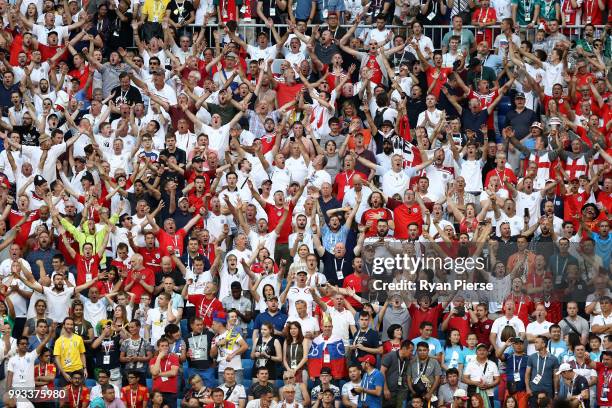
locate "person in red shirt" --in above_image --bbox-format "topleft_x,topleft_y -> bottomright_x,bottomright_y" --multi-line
333,156 -> 368,203
470,303 -> 494,348
123,253 -> 155,304
586,351 -> 612,406
146,207 -> 204,258
61,226 -> 109,285
415,48 -> 452,99
503,280 -> 535,327
472,0 -> 497,46
360,192 -> 393,237
441,295 -> 472,346
408,294 -> 448,340
204,388 -> 236,408
269,66 -> 304,108
183,281 -> 224,328
121,371 -> 150,408
62,371 -> 90,408
249,178 -> 305,263
130,231 -> 162,273
484,153 -> 518,191
150,337 -> 180,406
386,189 -> 427,238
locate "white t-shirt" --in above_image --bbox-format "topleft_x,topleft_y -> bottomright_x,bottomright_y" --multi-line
285,315 -> 319,336
42,286 -> 76,322
201,123 -> 231,157
80,295 -> 108,336
213,330 -> 244,372
327,307 -> 355,343
525,320 -> 553,355
491,315 -> 526,349
464,359 -> 500,396
516,191 -> 543,227
7,350 -> 38,388
146,307 -> 178,345
246,44 -> 278,63
286,286 -> 314,318
32,24 -> 69,45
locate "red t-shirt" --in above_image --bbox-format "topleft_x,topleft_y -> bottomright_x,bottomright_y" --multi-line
39,43 -> 68,63
581,0 -> 604,24
8,209 -> 38,246
442,312 -> 471,346
333,170 -> 368,202
563,191 -> 589,228
74,254 -> 100,286
63,385 -> 90,408
137,246 -> 162,273
155,229 -> 187,258
502,295 -> 535,327
425,66 -> 452,98
383,340 -> 402,353
187,294 -> 224,327
365,54 -> 383,85
386,198 -> 423,238
150,354 -> 180,393
595,362 -> 612,406
408,303 -> 444,340
274,82 -> 303,108
342,273 -> 367,309
120,385 -> 149,408
484,168 -> 517,189
360,208 -> 393,237
263,202 -> 294,244
123,268 -> 155,303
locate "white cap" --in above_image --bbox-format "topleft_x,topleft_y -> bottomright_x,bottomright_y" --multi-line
556,362 -> 573,375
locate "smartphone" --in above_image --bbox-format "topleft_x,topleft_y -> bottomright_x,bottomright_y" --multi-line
524,208 -> 530,218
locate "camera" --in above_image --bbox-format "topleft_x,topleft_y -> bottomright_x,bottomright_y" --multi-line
350,388 -> 359,395
454,306 -> 465,317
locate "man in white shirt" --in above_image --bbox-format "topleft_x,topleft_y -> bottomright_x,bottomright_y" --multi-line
312,291 -> 356,344
489,300 -> 526,349
526,304 -> 553,355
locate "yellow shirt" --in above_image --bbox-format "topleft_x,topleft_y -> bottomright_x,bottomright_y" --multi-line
53,335 -> 85,373
142,0 -> 170,22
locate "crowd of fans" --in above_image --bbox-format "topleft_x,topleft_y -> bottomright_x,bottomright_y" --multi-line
0,0 -> 609,407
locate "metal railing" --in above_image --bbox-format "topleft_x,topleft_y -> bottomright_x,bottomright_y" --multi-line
176,23 -> 606,51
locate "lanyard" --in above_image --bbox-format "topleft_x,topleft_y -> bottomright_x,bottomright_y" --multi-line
103,339 -> 112,355
199,298 -> 214,318
513,355 -> 523,375
567,375 -> 575,399
345,171 -> 354,186
130,387 -> 138,408
334,258 -> 344,272
84,257 -> 94,276
70,386 -> 82,407
537,355 -> 548,375
398,353 -> 406,377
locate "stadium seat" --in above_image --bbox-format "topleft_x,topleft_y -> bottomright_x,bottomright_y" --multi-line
85,379 -> 97,389
146,378 -> 153,390
242,379 -> 252,390
243,358 -> 254,379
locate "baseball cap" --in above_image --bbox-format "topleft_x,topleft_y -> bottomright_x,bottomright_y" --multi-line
556,362 -> 573,375
212,311 -> 227,324
192,156 -> 204,163
453,389 -> 468,400
381,120 -> 394,128
320,367 -> 332,375
33,175 -> 47,187
226,52 -> 238,59
515,92 -> 526,99
358,354 -> 376,366
178,196 -> 189,204
476,343 -> 488,350
296,270 -> 307,275
531,122 -> 543,130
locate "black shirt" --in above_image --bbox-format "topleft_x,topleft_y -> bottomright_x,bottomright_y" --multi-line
184,329 -> 214,369
167,0 -> 195,24
321,252 -> 353,286
110,85 -> 143,106
461,109 -> 489,144
14,125 -> 40,146
504,108 -> 538,140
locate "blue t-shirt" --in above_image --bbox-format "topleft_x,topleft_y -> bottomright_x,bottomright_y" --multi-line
358,368 -> 384,408
411,336 -> 443,357
443,345 -> 466,369
253,310 -> 288,334
547,339 -> 568,359
591,233 -> 612,267
504,353 -> 528,392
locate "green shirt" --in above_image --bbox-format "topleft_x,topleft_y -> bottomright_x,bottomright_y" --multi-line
60,214 -> 119,254
535,0 -> 558,21
441,29 -> 475,54
511,0 -> 536,24
467,66 -> 497,88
